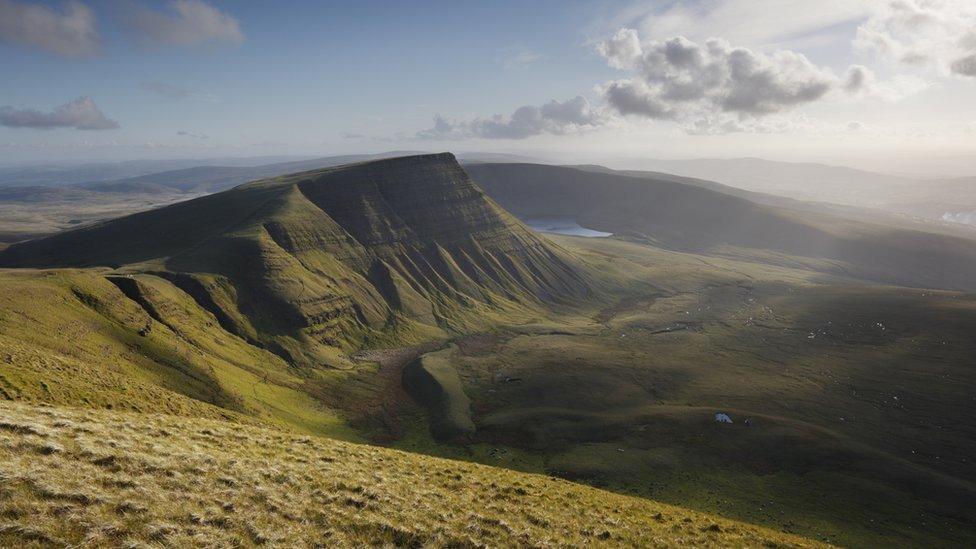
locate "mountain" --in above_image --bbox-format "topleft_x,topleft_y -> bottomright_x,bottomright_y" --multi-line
466,162 -> 976,292
75,152 -> 427,194
0,156 -> 318,187
0,153 -> 589,367
0,153 -> 429,244
3,154 -> 976,546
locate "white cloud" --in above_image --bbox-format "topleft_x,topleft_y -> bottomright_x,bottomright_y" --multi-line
0,97 -> 119,130
855,0 -> 976,78
124,0 -> 243,48
597,29 -> 642,69
942,211 -> 976,225
609,0 -> 872,49
598,32 -> 841,122
843,64 -> 931,101
0,0 -> 99,57
417,96 -> 605,140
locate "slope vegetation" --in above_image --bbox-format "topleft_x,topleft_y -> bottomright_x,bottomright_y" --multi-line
466,163 -> 976,292
0,401 -> 823,547
0,154 -> 590,368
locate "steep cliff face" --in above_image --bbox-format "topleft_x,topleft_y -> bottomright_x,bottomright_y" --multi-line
0,154 -> 590,366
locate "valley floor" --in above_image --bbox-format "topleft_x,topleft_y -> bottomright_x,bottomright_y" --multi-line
1,234 -> 975,547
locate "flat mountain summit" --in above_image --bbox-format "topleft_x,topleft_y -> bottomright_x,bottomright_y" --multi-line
0,153 -> 589,366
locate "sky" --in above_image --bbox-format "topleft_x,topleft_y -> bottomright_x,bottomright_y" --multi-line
1,0 -> 975,174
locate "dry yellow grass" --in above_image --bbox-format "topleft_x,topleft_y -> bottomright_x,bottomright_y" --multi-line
0,401 -> 825,548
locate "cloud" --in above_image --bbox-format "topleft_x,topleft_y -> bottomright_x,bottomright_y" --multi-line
417,96 -> 605,140
942,211 -> 976,225
0,97 -> 119,130
842,64 -> 930,101
597,32 -> 840,122
340,132 -> 366,139
952,54 -> 976,77
844,65 -> 869,93
0,0 -> 99,56
605,0 -> 872,49
855,0 -> 976,78
123,0 -> 243,48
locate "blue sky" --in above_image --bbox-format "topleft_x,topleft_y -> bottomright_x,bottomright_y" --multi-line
2,1 -> 975,171
1,1 -> 621,160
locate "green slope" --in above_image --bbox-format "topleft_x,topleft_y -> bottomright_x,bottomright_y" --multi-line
466,162 -> 976,292
0,400 -> 825,547
0,154 -> 591,368
2,154 -> 975,547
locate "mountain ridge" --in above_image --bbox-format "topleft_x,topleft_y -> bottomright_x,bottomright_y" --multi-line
0,153 -> 590,367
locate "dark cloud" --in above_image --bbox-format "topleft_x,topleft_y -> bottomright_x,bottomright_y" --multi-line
951,54 -> 976,77
0,97 -> 119,130
844,65 -> 868,92
602,80 -> 673,119
0,0 -> 99,57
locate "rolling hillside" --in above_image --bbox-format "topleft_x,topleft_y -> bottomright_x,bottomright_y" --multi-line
0,400 -> 823,547
0,154 -> 589,367
466,163 -> 976,292
617,157 -> 976,225
2,154 -> 975,546
0,153 -> 423,243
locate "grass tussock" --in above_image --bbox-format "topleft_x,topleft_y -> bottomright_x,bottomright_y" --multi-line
0,401 -> 823,547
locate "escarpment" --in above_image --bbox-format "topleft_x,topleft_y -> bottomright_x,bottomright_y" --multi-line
0,153 -> 591,366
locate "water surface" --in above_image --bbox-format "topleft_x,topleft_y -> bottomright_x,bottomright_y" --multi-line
524,217 -> 612,238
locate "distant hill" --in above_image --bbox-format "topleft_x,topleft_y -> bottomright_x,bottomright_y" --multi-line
0,153 -> 590,367
466,162 -> 976,292
618,157 -> 976,225
0,156 -> 318,187
75,152 -> 427,194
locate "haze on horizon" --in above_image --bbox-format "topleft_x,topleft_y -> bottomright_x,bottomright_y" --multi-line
1,0 -> 975,177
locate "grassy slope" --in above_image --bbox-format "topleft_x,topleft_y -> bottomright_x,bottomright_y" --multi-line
0,154 -> 591,369
1,236 -> 974,546
466,163 -> 976,293
405,236 -> 976,548
0,269 -> 358,440
0,401 -> 823,548
2,157 -> 976,546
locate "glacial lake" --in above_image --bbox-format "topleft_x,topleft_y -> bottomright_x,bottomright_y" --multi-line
524,217 -> 613,238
